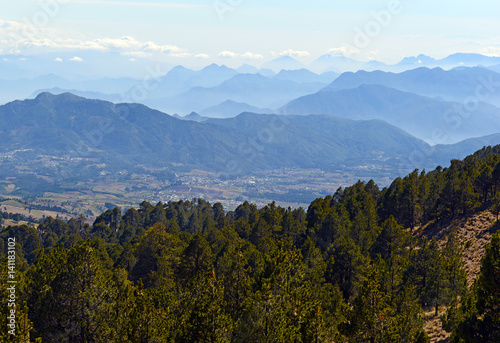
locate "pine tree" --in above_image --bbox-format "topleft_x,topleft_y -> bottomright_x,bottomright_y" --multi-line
0,256 -> 35,343
442,231 -> 467,304
448,231 -> 500,342
125,280 -> 177,343
425,239 -> 447,316
325,236 -> 366,300
215,240 -> 253,319
341,271 -> 396,342
316,203 -> 351,250
474,231 -> 500,340
130,222 -> 185,288
178,271 -> 234,342
179,232 -> 214,284
28,240 -> 130,342
403,170 -> 421,231
236,242 -> 326,342
371,216 -> 410,301
493,191 -> 500,221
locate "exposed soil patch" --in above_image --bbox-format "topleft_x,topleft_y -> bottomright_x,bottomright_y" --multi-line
415,208 -> 498,342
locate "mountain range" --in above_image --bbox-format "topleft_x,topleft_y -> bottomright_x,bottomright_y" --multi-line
307,52 -> 500,74
144,64 -> 239,99
23,65 -> 336,117
1,93 -> 499,178
3,53 -> 499,119
261,56 -> 306,72
2,54 -> 500,154
145,73 -> 330,114
2,51 -> 499,86
199,100 -> 273,118
282,84 -> 500,144
321,66 -> 500,107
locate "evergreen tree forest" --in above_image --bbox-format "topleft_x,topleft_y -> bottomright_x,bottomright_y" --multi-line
1,145 -> 500,342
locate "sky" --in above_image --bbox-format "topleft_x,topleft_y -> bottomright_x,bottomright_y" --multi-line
1,0 -> 499,75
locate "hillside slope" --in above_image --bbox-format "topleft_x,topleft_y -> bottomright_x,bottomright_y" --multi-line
282,84 -> 500,144
0,92 -> 498,178
0,92 -> 433,174
417,208 -> 498,286
147,73 -> 328,114
321,67 -> 500,107
416,208 -> 499,343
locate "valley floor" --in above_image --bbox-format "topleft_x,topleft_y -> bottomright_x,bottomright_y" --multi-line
0,164 -> 402,224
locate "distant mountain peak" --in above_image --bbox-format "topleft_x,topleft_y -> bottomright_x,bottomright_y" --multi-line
163,65 -> 195,79
35,91 -> 55,99
397,54 -> 435,65
2,92 -> 497,176
219,99 -> 242,105
169,65 -> 190,72
447,52 -> 480,58
261,56 -> 305,72
35,92 -> 82,102
315,54 -> 334,61
202,63 -> 232,71
237,64 -> 259,73
318,54 -> 356,62
440,53 -> 500,66
308,54 -> 365,74
172,111 -> 209,122
274,55 -> 300,62
276,68 -> 317,76
235,111 -> 259,118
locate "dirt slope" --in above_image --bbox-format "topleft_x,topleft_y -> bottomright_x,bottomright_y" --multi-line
415,208 -> 499,342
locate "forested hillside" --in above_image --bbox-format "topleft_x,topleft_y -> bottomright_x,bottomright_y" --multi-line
1,145 -> 500,342
1,92 -> 499,177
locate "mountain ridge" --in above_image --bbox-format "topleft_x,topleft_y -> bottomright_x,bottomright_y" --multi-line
282,84 -> 500,144
1,92 -> 498,178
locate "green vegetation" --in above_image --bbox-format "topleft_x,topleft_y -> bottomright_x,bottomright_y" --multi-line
442,230 -> 500,342
3,93 -> 500,217
0,145 -> 499,342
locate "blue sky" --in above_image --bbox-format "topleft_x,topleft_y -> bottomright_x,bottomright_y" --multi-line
1,0 -> 499,71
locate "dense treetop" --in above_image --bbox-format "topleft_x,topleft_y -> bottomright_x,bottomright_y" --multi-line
1,145 -> 500,342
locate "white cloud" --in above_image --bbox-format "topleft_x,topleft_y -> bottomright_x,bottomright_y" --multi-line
54,57 -> 63,62
195,53 -> 210,59
366,50 -> 380,60
279,49 -> 310,58
219,51 -> 238,58
121,51 -> 152,58
0,19 -> 187,57
328,46 -> 360,57
476,46 -> 500,57
93,36 -> 140,50
218,51 -> 263,59
241,52 -> 264,60
143,41 -> 183,53
69,56 -> 83,62
87,36 -> 184,54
